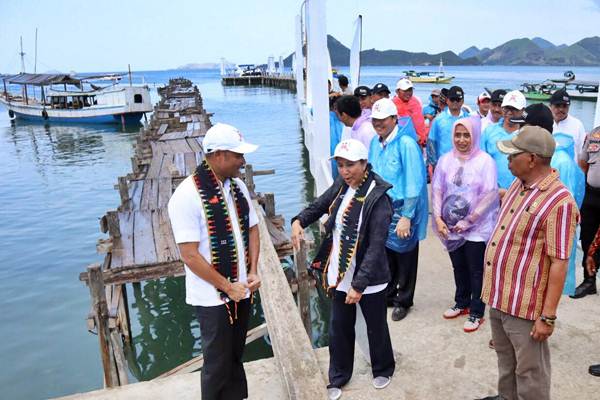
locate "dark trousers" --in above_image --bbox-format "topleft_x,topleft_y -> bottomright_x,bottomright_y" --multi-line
195,299 -> 251,400
580,185 -> 600,280
448,241 -> 486,318
328,290 -> 395,388
386,244 -> 419,308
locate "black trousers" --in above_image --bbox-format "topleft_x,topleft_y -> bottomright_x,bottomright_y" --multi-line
328,290 -> 395,388
386,244 -> 419,308
448,241 -> 486,318
195,299 -> 251,400
581,185 -> 600,281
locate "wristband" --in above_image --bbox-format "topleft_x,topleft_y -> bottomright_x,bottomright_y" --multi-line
540,315 -> 556,326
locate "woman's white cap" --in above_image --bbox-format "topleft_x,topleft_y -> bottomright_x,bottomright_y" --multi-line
331,139 -> 368,161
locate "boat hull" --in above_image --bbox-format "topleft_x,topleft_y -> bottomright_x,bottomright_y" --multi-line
522,92 -> 551,101
408,76 -> 454,84
11,110 -> 145,124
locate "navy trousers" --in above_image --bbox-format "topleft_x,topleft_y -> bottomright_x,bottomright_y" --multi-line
328,290 -> 395,388
386,244 -> 420,308
195,298 -> 251,400
448,241 -> 486,318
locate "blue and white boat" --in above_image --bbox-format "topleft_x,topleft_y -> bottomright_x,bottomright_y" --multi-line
0,73 -> 153,125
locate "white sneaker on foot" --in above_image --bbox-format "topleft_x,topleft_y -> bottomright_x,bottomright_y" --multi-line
373,376 -> 391,389
328,387 -> 342,400
443,306 -> 469,319
464,316 -> 484,332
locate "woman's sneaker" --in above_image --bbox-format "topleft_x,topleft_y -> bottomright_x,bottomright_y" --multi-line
464,316 -> 484,332
327,387 -> 342,400
443,306 -> 469,319
373,376 -> 391,389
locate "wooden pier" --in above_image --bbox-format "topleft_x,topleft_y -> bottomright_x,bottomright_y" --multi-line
221,74 -> 297,91
77,77 -> 322,397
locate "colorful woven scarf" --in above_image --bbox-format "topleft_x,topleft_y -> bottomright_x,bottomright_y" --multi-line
311,168 -> 373,292
193,160 -> 250,320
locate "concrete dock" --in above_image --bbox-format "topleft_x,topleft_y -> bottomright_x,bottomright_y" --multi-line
58,224 -> 600,399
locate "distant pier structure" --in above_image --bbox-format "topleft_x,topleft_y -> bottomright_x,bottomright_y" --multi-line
221,74 -> 297,92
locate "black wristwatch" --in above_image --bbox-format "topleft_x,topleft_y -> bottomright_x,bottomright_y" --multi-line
540,315 -> 557,326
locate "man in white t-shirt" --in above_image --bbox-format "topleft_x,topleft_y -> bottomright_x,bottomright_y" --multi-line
168,123 -> 260,400
551,89 -> 586,161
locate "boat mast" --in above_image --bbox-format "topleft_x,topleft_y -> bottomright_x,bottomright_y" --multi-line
34,28 -> 38,74
19,36 -> 26,73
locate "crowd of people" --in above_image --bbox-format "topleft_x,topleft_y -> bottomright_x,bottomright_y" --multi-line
164,74 -> 600,400
312,76 -> 599,399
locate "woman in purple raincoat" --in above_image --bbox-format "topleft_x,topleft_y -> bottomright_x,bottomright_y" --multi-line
431,117 -> 499,333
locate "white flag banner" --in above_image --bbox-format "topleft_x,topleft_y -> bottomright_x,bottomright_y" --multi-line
594,80 -> 600,128
349,15 -> 362,89
294,14 -> 305,104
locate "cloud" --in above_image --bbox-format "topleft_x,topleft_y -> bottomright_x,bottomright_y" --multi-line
591,0 -> 600,10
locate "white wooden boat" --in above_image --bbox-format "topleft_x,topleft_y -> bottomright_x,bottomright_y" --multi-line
0,73 -> 152,124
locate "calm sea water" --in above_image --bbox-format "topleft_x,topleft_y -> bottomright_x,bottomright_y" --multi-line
0,66 -> 598,399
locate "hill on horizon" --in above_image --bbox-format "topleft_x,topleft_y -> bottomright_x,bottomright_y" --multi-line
283,35 -> 600,67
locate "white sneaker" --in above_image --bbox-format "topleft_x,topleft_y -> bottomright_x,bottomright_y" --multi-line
464,316 -> 484,332
328,387 -> 342,400
373,376 -> 391,389
443,306 -> 469,319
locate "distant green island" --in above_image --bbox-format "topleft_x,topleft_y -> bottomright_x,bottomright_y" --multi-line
284,35 -> 600,67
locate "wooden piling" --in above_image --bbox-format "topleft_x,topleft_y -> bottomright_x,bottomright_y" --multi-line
87,264 -> 116,388
294,240 -> 312,340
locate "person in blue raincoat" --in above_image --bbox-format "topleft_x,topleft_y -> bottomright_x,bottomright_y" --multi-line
427,86 -> 470,169
552,133 -> 585,295
511,103 -> 585,296
479,90 -> 527,191
330,93 -> 343,179
368,98 -> 428,322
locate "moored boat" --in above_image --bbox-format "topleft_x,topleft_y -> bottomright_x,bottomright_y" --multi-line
0,73 -> 153,124
403,59 -> 454,84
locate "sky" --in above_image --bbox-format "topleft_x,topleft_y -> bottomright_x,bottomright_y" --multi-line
0,0 -> 599,74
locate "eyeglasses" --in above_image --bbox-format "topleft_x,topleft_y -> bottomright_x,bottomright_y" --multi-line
502,106 -> 519,113
448,98 -> 462,102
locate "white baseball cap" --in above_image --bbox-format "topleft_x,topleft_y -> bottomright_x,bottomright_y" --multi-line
501,90 -> 526,110
330,139 -> 368,161
396,78 -> 413,91
477,91 -> 491,102
371,98 -> 398,119
202,123 -> 258,154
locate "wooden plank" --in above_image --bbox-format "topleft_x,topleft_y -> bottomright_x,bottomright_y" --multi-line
128,180 -> 144,211
110,330 -> 129,385
253,201 -> 327,399
157,123 -> 168,136
173,153 -> 186,177
160,154 -> 176,178
152,207 -> 179,264
87,265 -> 116,387
133,210 -> 158,265
140,178 -> 159,210
186,137 -> 203,152
110,212 -> 135,269
145,146 -> 164,179
294,241 -> 312,339
80,261 -> 184,286
157,178 -> 174,209
184,152 -> 198,175
156,323 -> 268,379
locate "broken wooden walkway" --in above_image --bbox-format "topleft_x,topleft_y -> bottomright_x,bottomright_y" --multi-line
78,77 -> 319,397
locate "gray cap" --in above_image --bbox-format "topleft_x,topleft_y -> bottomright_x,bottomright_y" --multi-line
497,125 -> 555,158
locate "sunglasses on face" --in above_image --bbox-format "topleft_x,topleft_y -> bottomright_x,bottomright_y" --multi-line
448,98 -> 462,103
503,106 -> 519,113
